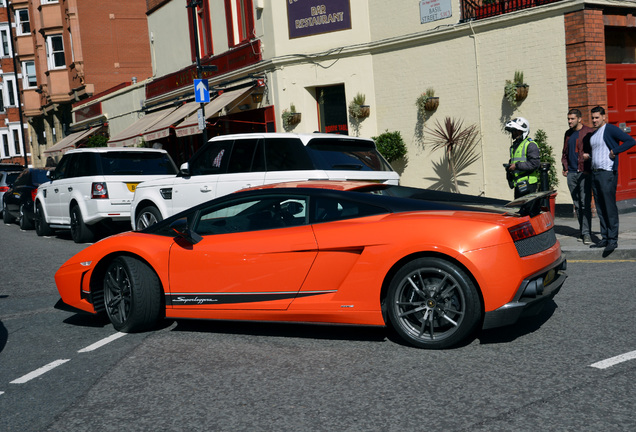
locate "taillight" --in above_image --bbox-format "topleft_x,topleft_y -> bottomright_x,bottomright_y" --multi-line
91,182 -> 109,199
31,189 -> 37,201
0,186 -> 9,192
508,221 -> 536,242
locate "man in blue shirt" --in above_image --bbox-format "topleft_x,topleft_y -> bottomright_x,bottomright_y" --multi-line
561,109 -> 594,244
588,106 -> 636,255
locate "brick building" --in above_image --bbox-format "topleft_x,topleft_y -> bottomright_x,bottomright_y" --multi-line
9,0 -> 153,166
25,1 -> 636,204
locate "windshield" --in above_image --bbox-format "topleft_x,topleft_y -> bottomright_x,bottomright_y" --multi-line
306,138 -> 394,172
99,152 -> 177,175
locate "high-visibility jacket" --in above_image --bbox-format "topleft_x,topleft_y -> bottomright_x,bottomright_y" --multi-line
509,138 -> 539,186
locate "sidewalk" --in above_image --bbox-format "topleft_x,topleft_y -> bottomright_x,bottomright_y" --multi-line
554,209 -> 636,260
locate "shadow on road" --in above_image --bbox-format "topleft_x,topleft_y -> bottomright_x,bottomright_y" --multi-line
171,319 -> 388,344
477,300 -> 557,345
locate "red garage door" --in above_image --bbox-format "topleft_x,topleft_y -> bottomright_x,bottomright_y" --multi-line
607,64 -> 636,201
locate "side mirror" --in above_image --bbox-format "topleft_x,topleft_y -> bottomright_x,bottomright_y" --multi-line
179,162 -> 190,177
47,170 -> 55,180
170,218 -> 202,245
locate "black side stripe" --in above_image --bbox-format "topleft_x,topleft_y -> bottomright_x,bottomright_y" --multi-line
167,290 -> 335,306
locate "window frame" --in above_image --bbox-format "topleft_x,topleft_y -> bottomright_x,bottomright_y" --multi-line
45,34 -> 66,70
21,60 -> 37,89
224,0 -> 254,48
15,9 -> 30,36
187,0 -> 213,62
0,28 -> 11,57
4,76 -> 17,107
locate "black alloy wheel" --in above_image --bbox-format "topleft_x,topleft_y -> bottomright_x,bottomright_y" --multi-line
19,204 -> 33,230
70,205 -> 95,243
34,202 -> 53,236
387,257 -> 481,349
3,201 -> 15,224
103,256 -> 163,333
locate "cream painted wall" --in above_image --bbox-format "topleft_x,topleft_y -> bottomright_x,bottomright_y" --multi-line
99,84 -> 151,138
147,0 -> 192,78
371,11 -> 570,201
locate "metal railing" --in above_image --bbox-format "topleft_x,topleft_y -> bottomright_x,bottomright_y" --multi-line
461,0 -> 562,22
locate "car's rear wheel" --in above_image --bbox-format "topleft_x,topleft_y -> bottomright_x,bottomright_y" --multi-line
387,257 -> 481,349
19,204 -> 33,230
136,205 -> 162,230
70,205 -> 95,243
34,202 -> 54,236
3,201 -> 15,224
103,256 -> 163,332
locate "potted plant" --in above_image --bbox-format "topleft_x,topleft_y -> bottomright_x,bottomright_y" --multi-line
534,128 -> 558,213
416,88 -> 439,113
281,103 -> 301,129
348,93 -> 370,119
505,70 -> 529,107
372,130 -> 407,164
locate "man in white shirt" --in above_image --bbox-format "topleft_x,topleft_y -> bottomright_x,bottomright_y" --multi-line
588,106 -> 636,255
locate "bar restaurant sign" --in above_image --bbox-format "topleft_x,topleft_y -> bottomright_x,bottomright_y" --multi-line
287,0 -> 352,39
419,0 -> 452,24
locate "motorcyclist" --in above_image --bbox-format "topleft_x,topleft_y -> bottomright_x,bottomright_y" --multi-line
505,117 -> 540,198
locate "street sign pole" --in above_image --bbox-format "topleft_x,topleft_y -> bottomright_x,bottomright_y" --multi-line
187,0 -> 217,149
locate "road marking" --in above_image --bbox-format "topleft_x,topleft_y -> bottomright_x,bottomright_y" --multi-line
10,359 -> 71,384
78,332 -> 127,353
590,350 -> 636,369
568,259 -> 636,263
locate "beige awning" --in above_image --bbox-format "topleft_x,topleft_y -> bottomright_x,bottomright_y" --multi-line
43,128 -> 96,154
141,102 -> 200,142
175,87 -> 254,138
107,108 -> 179,147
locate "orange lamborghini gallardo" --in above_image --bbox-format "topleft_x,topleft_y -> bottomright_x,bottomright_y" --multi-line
55,181 -> 567,349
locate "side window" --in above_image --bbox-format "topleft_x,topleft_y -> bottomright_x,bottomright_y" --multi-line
195,195 -> 308,235
13,170 -> 29,186
75,153 -> 98,177
264,138 -> 314,171
52,155 -> 71,179
227,138 -> 263,173
312,196 -> 387,223
190,140 -> 233,176
64,154 -> 81,179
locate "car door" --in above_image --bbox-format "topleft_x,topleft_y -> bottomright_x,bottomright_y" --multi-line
170,140 -> 232,215
40,154 -> 73,222
54,153 -> 83,224
214,136 -> 267,197
167,194 -> 317,310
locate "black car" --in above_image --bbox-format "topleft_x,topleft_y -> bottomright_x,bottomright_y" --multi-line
3,168 -> 51,230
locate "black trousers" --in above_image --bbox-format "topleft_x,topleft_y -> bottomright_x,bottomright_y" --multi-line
592,170 -> 619,245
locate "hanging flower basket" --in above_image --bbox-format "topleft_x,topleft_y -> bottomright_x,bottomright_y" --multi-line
358,105 -> 371,118
289,112 -> 302,125
424,97 -> 439,111
515,84 -> 529,101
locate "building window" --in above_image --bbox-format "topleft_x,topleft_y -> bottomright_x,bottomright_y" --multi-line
0,29 -> 11,57
187,0 -> 213,61
2,134 -> 9,158
13,130 -> 21,155
40,0 -> 60,4
5,77 -> 16,107
22,61 -> 37,88
46,35 -> 66,69
225,0 -> 254,47
15,9 -> 30,36
0,86 -> 4,112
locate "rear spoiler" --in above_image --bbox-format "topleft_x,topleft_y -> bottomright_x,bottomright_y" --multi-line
504,190 -> 555,217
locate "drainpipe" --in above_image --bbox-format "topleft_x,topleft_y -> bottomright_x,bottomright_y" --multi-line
469,20 -> 487,196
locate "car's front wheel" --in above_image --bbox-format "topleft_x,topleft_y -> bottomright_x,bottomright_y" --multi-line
103,256 -> 163,332
34,202 -> 54,236
135,205 -> 163,230
387,257 -> 481,349
19,204 -> 33,230
70,205 -> 95,243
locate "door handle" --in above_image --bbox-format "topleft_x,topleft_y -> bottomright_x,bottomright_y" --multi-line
68,187 -> 73,192
200,186 -> 212,192
54,188 -> 59,193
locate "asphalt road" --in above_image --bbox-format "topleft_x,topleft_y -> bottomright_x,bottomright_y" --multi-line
1,222 -> 635,431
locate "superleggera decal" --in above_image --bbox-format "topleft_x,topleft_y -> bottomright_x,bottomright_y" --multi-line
167,290 -> 336,306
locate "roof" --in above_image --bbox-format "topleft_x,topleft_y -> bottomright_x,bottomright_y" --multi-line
207,132 -> 376,146
65,147 -> 169,154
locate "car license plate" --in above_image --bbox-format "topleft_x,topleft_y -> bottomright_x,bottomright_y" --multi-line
126,183 -> 139,192
543,269 -> 555,286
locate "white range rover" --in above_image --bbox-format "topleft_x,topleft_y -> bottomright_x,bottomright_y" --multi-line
131,133 -> 400,230
35,147 -> 177,243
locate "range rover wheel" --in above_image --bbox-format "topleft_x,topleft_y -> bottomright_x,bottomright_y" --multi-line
387,257 -> 481,349
70,205 -> 96,243
103,256 -> 163,332
136,206 -> 162,230
34,202 -> 54,236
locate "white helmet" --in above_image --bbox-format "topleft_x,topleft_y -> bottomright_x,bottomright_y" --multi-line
505,117 -> 530,139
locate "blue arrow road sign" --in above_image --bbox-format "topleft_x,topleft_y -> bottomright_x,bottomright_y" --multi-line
194,79 -> 210,103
